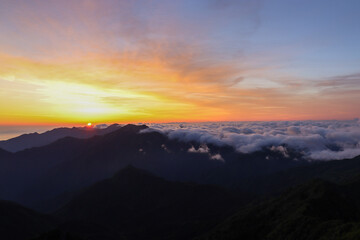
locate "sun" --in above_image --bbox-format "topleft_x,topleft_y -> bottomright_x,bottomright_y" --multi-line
87,122 -> 92,127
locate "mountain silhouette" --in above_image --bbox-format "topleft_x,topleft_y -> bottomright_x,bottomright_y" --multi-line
1,123 -> 360,217
0,124 -> 121,152
4,165 -> 360,240
0,166 -> 247,240
0,124 -> 304,209
0,199 -> 55,240
53,165 -> 244,240
0,123 -> 360,239
200,178 -> 360,240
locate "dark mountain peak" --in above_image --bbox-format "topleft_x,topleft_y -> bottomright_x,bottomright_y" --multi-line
0,124 -> 122,152
116,164 -> 140,173
112,165 -> 158,181
120,124 -> 148,132
105,124 -> 149,138
54,167 -> 242,240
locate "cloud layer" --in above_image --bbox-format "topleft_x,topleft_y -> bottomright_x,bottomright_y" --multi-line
146,119 -> 360,160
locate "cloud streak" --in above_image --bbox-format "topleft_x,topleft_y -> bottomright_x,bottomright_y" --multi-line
0,0 -> 359,123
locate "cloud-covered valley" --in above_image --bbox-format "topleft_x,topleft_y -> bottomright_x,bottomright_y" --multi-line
145,119 -> 360,161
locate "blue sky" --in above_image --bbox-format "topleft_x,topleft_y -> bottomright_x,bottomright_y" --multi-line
0,0 -> 359,126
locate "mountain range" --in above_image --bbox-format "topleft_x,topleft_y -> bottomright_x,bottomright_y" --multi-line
3,164 -> 360,240
1,124 -> 360,239
1,166 -> 247,240
0,124 -> 307,208
0,124 -> 121,152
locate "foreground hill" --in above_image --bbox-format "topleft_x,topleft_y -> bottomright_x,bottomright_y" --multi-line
30,230 -> 84,240
4,165 -> 360,240
2,148 -> 360,239
200,178 -> 360,240
0,166 -> 248,240
54,166 -> 245,240
0,124 -> 121,152
0,200 -> 55,240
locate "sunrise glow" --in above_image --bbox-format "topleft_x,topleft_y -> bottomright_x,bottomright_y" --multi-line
1,2 -> 360,239
0,0 -> 359,125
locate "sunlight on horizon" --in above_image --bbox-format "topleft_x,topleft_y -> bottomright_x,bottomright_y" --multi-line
0,0 -> 359,124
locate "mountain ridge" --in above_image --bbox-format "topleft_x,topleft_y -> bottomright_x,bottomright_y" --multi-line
54,165 -> 246,240
0,124 -> 121,152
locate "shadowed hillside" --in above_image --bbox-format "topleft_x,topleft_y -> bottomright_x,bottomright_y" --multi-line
239,155 -> 360,195
0,200 -> 55,240
199,178 -> 360,240
54,166 -> 246,240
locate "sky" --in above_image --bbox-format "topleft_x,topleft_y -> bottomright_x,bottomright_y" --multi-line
0,0 -> 359,126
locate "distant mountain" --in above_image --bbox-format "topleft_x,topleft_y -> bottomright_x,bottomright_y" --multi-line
0,199 -> 55,240
53,166 -> 245,240
0,124 -> 121,152
0,124 -> 305,208
199,178 -> 360,240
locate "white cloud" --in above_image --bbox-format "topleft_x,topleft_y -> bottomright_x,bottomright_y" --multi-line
210,153 -> 224,162
146,120 -> 360,161
188,144 -> 210,153
187,144 -> 224,162
270,146 -> 290,158
94,124 -> 109,129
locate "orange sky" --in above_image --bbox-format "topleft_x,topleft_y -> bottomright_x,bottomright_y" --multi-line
0,0 -> 359,125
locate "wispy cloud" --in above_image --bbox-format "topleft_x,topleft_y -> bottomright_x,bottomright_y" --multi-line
0,0 -> 359,123
316,73 -> 360,88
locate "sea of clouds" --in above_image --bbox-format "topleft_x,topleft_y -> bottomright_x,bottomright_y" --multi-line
144,119 -> 360,161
